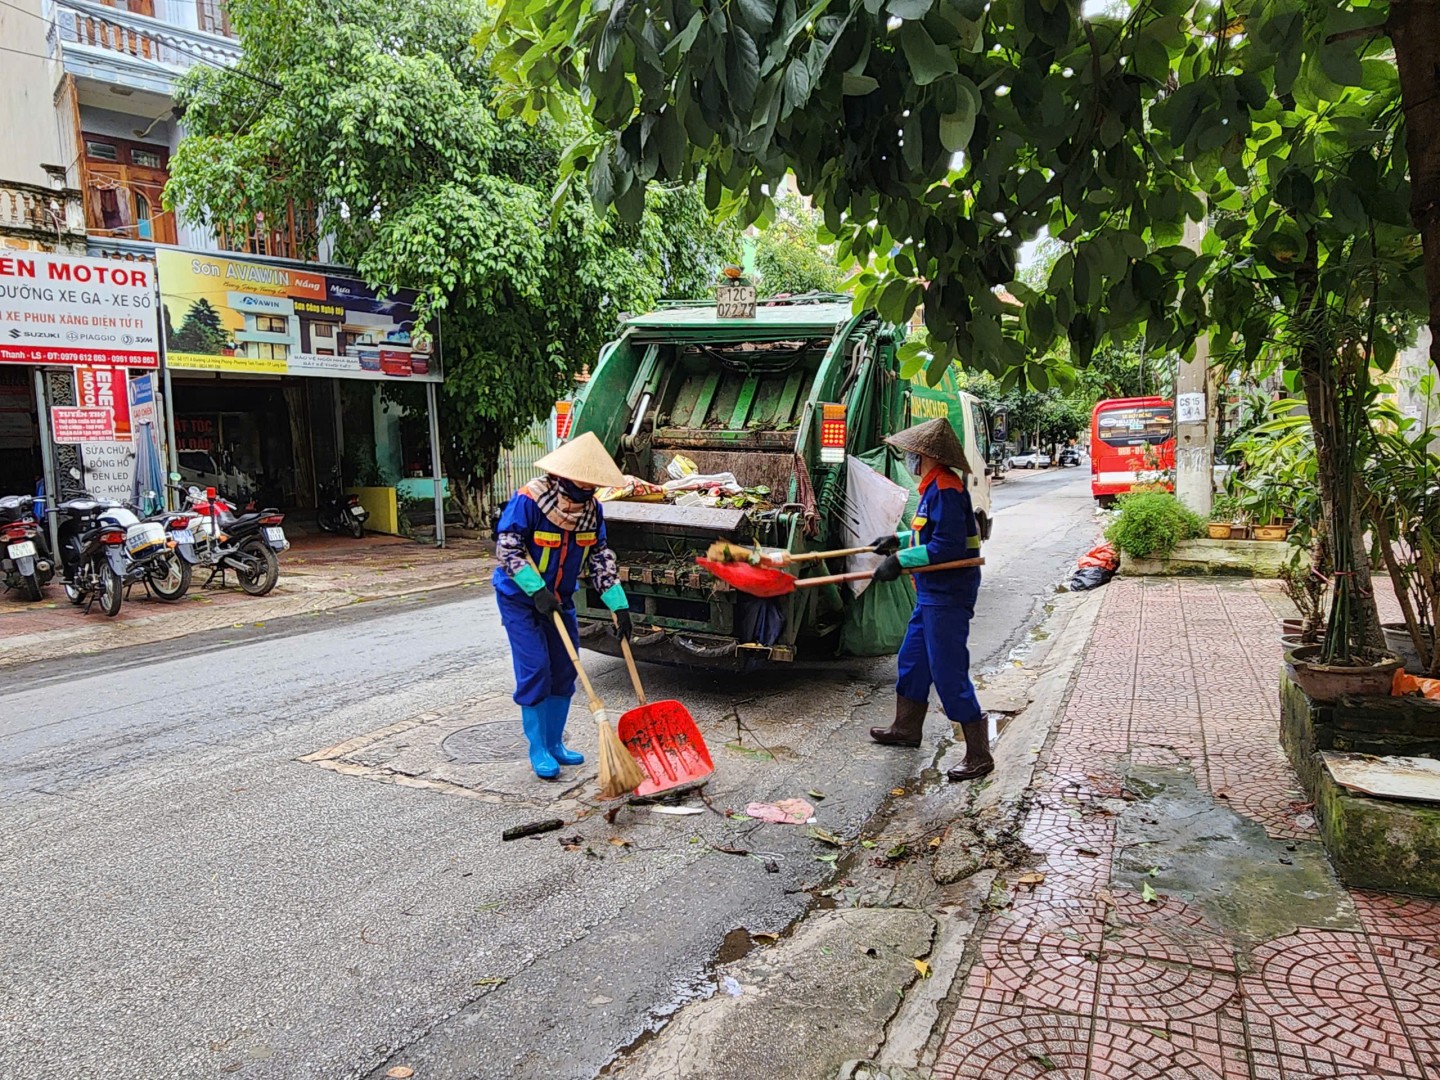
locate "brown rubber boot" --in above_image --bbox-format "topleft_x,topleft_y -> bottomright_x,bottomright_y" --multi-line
870,695 -> 928,747
946,718 -> 996,782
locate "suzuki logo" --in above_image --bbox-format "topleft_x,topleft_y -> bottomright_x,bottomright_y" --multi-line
7,328 -> 19,339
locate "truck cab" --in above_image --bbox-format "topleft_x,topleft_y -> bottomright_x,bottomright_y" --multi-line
568,296 -> 992,668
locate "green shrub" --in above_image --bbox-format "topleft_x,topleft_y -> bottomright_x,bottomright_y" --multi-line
1105,492 -> 1206,559
1209,493 -> 1242,522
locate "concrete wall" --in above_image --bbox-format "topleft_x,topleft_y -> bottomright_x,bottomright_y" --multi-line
0,0 -> 70,190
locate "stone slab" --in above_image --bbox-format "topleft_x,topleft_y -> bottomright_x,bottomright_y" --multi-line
1121,537 -> 1291,578
1323,751 -> 1440,803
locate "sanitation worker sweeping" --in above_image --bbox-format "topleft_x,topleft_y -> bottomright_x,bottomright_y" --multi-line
492,432 -> 637,782
866,418 -> 994,783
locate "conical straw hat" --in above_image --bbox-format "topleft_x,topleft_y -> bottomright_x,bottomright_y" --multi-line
885,417 -> 974,473
535,431 -> 627,489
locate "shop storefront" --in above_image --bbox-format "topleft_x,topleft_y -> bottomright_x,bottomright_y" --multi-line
1,246 -> 447,544
153,248 -> 446,537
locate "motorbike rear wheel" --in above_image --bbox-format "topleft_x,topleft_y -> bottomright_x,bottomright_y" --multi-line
64,579 -> 84,605
347,515 -> 364,539
148,554 -> 191,602
21,571 -> 42,602
98,563 -> 122,617
236,538 -> 280,597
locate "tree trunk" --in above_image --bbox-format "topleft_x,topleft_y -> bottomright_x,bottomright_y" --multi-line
1390,1 -> 1440,375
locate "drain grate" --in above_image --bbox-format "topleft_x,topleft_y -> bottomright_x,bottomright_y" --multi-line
442,720 -> 528,764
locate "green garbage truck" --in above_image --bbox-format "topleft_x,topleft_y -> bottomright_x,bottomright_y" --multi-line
567,295 -> 994,668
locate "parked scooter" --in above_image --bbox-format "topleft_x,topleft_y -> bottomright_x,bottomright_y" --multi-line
99,498 -> 192,603
316,470 -> 368,538
0,494 -> 55,601
176,481 -> 288,596
51,496 -> 127,617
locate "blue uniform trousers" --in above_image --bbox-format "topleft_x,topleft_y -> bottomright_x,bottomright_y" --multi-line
497,589 -> 580,707
896,602 -> 982,726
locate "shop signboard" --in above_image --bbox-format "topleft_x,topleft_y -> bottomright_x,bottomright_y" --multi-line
51,406 -> 116,444
0,252 -> 159,369
75,366 -> 131,440
156,250 -> 441,383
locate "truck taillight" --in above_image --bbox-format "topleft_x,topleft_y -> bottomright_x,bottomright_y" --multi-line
819,403 -> 846,464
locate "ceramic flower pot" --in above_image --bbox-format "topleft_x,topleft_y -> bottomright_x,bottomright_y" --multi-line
1253,524 -> 1290,541
1284,645 -> 1403,703
1207,522 -> 1231,539
1382,622 -> 1435,676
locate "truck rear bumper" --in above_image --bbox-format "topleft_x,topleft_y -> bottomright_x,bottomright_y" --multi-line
577,619 -> 794,670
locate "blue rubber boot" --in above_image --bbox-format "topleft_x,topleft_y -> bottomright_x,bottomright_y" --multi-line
545,696 -> 585,766
521,705 -> 559,779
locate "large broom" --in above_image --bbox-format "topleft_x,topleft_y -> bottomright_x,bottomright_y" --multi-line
547,605 -> 645,799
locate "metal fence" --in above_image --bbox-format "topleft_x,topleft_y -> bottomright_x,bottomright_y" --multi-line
486,417 -> 555,519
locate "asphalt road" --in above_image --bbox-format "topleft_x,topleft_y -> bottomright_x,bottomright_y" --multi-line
0,468 -> 1097,1080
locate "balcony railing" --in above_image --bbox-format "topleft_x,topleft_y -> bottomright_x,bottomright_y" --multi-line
0,182 -> 87,245
50,0 -> 241,89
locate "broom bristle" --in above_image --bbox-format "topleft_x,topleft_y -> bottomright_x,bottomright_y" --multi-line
597,719 -> 646,799
706,540 -> 751,563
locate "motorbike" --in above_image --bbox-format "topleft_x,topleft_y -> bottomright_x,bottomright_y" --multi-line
316,471 -> 368,538
177,483 -> 288,596
98,499 -> 192,603
0,494 -> 55,601
51,497 -> 127,617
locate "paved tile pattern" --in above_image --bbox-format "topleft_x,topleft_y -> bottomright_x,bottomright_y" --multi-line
934,578 -> 1440,1080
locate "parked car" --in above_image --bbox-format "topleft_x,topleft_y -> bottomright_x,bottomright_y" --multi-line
1058,447 -> 1082,467
1008,451 -> 1052,469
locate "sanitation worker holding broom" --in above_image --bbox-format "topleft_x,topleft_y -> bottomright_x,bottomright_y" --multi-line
492,432 -> 633,780
866,418 -> 994,783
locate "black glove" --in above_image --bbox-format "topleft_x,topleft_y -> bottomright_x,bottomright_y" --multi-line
613,609 -> 633,641
532,588 -> 560,617
870,534 -> 901,556
872,554 -> 902,583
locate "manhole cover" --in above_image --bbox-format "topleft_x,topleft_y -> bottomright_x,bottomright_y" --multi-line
442,721 -> 528,764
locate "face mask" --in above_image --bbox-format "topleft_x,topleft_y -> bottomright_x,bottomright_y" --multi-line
904,452 -> 923,477
556,477 -> 593,501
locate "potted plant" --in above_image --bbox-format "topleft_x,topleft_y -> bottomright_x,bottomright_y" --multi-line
1278,534 -> 1328,649
1207,493 -> 1248,540
1364,402 -> 1439,676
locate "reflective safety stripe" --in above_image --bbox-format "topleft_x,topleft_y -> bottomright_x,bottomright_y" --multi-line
576,531 -> 598,547
911,516 -> 928,531
538,547 -> 552,574
534,531 -> 562,548
967,534 -> 982,550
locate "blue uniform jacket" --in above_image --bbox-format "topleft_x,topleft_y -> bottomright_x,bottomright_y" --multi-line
906,468 -> 982,607
491,491 -> 613,608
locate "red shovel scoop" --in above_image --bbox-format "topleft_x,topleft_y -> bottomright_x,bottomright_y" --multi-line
616,636 -> 714,798
698,555 -> 985,597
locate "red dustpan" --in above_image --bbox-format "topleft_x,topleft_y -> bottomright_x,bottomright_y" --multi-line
615,637 -> 714,798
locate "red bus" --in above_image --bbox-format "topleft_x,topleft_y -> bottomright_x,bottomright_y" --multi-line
1091,396 -> 1176,504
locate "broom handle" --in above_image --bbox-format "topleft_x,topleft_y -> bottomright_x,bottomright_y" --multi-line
553,610 -> 605,715
617,632 -> 648,706
783,545 -> 880,565
793,556 -> 985,589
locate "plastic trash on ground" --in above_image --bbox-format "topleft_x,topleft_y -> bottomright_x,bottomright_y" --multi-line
1068,541 -> 1119,591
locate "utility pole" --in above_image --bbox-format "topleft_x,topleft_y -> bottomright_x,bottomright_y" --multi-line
1174,216 -> 1213,516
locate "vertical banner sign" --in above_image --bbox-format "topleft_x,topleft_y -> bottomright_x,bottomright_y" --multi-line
554,401 -> 573,441
75,366 -> 131,439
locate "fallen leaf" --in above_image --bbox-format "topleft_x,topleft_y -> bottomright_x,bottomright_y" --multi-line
1016,872 -> 1046,888
608,837 -> 632,848
472,978 -> 505,988
815,853 -> 839,864
754,932 -> 779,943
807,789 -> 826,800
885,843 -> 909,860
912,959 -> 932,978
890,787 -> 907,796
1076,847 -> 1100,857
386,1069 -> 416,1079
1141,882 -> 1159,903
928,836 -> 944,849
807,826 -> 845,847
1147,866 -> 1160,877
860,839 -> 877,849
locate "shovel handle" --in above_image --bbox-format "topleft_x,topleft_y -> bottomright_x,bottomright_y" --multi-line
793,556 -> 985,590
781,545 -> 881,565
618,631 -> 648,706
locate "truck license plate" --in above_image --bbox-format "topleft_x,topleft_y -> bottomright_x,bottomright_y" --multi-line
8,541 -> 35,559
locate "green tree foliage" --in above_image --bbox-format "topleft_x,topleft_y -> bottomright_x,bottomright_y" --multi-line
752,193 -> 843,297
164,0 -> 733,518
167,299 -> 229,355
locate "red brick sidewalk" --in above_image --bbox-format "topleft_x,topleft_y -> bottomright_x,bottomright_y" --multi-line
933,578 -> 1440,1080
